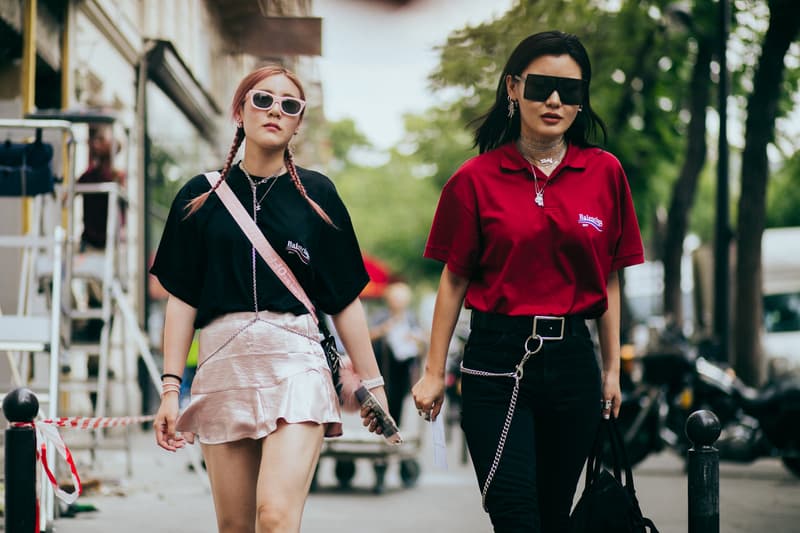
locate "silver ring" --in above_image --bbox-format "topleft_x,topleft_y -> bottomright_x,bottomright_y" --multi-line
524,335 -> 544,354
603,399 -> 613,410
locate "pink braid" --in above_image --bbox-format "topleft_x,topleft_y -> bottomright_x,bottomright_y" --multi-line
185,127 -> 245,216
284,149 -> 336,228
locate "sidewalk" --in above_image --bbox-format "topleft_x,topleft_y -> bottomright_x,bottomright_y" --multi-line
28,425 -> 800,532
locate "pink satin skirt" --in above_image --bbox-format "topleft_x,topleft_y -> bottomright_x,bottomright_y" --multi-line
176,311 -> 342,444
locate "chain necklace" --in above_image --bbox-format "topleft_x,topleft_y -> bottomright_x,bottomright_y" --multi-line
517,136 -> 567,172
240,162 -> 284,211
517,137 -> 566,207
531,171 -> 544,207
195,169 -> 314,368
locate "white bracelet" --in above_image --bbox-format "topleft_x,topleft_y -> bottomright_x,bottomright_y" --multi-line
361,376 -> 385,390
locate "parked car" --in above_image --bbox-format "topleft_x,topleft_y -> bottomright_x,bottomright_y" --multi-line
761,227 -> 800,379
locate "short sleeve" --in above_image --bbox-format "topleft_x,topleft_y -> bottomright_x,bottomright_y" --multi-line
423,171 -> 480,278
610,169 -> 645,271
149,185 -> 206,307
311,188 -> 369,315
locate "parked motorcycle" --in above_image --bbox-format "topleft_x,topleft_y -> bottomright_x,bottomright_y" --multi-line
617,337 -> 800,477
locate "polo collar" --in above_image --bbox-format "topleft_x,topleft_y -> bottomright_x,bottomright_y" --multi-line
498,141 -> 591,174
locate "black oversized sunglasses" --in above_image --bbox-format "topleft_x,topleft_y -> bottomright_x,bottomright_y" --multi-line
515,74 -> 587,106
247,89 -> 306,116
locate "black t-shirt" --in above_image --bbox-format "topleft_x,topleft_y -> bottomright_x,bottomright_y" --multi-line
150,164 -> 369,329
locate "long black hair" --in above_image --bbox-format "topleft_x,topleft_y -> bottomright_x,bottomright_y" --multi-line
473,30 -> 607,154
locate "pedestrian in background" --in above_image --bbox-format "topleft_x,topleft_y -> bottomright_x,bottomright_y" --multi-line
77,123 -> 125,253
151,65 -> 389,533
413,31 -> 644,532
370,281 -> 426,424
72,123 -> 125,342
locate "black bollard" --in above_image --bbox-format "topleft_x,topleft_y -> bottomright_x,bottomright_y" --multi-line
686,409 -> 721,533
3,387 -> 40,532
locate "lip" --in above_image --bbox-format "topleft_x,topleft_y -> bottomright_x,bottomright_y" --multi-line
263,122 -> 282,131
541,113 -> 562,124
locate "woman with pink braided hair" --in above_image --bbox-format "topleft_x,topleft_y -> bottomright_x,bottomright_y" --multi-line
150,65 -> 389,532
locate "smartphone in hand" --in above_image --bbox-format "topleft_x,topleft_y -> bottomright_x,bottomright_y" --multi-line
355,386 -> 403,445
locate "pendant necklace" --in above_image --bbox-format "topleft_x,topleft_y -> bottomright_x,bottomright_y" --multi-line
240,162 -> 283,212
533,172 -> 545,207
517,137 -> 566,208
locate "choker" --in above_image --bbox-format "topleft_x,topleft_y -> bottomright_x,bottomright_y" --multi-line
517,136 -> 566,169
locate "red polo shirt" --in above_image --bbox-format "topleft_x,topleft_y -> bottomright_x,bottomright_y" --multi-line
424,142 -> 644,318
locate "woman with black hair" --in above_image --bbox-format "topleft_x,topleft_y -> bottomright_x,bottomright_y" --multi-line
413,31 -> 644,532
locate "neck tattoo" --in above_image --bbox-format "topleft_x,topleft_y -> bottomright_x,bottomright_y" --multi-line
518,136 -> 566,168
240,161 -> 284,212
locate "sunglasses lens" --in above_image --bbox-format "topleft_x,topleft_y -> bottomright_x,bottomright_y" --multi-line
252,91 -> 275,110
557,79 -> 584,105
524,75 -> 584,105
281,99 -> 303,115
525,75 -> 556,102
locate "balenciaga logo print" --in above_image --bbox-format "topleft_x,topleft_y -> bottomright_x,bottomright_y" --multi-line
578,213 -> 604,232
286,241 -> 311,264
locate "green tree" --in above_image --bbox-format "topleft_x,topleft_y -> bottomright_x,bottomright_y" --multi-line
321,118 -> 443,281
766,154 -> 800,228
733,0 -> 800,385
662,1 -> 716,327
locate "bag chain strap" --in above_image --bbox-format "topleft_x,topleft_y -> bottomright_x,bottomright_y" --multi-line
460,334 -> 544,511
197,176 -> 320,369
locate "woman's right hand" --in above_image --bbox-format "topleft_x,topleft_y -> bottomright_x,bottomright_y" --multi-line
154,392 -> 185,452
412,370 -> 445,421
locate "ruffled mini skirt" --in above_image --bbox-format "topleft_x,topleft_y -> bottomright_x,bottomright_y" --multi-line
176,311 -> 342,444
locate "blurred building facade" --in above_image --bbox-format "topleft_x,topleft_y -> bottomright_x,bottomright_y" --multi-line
0,0 -> 324,316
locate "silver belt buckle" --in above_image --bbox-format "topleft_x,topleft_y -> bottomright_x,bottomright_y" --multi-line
533,315 -> 565,341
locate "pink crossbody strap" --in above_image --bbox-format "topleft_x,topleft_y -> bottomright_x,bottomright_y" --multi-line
204,171 -> 318,325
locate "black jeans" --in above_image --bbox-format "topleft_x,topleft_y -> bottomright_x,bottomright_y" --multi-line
460,320 -> 601,533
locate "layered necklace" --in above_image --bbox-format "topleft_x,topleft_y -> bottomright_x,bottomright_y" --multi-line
517,136 -> 567,208
239,161 -> 284,212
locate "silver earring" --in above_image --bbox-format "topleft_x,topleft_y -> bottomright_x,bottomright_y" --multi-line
507,96 -> 516,119
236,121 -> 243,129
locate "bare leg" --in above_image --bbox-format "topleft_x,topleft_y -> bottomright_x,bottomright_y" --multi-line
202,438 -> 262,533
255,421 -> 325,533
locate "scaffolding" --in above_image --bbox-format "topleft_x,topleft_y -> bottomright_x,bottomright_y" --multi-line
0,116 -> 163,529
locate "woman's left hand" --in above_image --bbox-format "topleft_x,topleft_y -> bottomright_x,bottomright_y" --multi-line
601,372 -> 622,420
360,386 -> 391,435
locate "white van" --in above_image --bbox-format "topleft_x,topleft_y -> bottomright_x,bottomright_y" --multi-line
761,227 -> 800,379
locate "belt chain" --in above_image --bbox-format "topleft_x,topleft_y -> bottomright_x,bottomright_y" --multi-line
460,334 -> 544,511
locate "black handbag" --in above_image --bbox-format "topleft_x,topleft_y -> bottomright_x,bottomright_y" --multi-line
316,311 -> 344,402
569,415 -> 659,533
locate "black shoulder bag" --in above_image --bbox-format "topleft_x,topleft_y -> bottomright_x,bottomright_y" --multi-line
569,415 -> 659,533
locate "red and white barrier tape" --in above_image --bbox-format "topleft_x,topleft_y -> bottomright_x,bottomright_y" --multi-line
23,414 -> 156,429
10,414 -> 156,504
